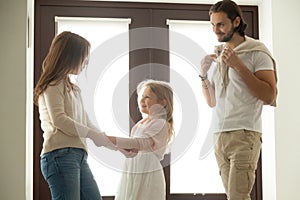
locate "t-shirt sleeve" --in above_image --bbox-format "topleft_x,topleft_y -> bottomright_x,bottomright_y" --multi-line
253,51 -> 275,72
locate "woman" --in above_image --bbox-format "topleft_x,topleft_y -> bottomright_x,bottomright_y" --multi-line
34,31 -> 115,200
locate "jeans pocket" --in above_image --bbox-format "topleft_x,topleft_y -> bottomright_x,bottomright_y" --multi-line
40,156 -> 48,179
54,148 -> 82,171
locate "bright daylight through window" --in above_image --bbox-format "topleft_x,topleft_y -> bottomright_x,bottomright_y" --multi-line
56,16 -> 130,196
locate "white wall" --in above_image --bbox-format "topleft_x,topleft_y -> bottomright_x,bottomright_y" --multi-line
273,0 -> 300,199
0,0 -> 299,199
0,0 -> 27,199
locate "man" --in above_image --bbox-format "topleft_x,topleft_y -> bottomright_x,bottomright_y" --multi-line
199,0 -> 277,199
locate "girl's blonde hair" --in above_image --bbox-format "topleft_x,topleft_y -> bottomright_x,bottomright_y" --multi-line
34,31 -> 90,105
137,79 -> 174,142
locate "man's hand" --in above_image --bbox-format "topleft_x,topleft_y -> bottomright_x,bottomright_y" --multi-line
221,47 -> 243,70
200,54 -> 217,76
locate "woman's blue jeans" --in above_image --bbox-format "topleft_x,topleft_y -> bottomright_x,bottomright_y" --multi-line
40,147 -> 102,200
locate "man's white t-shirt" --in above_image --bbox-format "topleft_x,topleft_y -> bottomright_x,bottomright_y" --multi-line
209,50 -> 274,134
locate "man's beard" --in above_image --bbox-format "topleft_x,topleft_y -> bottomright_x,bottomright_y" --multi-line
219,26 -> 237,42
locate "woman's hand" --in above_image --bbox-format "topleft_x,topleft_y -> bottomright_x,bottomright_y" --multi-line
118,148 -> 138,158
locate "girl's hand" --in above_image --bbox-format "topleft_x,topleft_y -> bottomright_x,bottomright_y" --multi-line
119,148 -> 138,158
107,136 -> 116,145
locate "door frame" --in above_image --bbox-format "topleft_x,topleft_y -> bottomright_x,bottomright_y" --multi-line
34,1 -> 260,199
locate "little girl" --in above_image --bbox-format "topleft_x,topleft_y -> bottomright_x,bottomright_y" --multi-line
108,79 -> 174,200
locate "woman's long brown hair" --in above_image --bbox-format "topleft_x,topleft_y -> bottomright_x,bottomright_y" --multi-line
34,31 -> 90,106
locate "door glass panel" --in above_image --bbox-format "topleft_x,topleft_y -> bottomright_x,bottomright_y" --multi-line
56,17 -> 130,196
168,20 -> 225,194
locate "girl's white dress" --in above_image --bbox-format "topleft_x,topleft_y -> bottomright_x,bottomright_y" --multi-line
114,118 -> 169,200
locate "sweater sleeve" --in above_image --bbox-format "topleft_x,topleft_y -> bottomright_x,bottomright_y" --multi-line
84,111 -> 117,150
116,119 -> 169,152
115,137 -> 153,151
42,83 -> 100,138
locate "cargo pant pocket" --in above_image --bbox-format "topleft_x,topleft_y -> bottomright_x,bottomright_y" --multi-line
235,163 -> 255,194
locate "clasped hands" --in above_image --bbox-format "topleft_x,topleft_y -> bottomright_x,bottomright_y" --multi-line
107,136 -> 139,158
118,148 -> 139,158
86,132 -> 138,157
